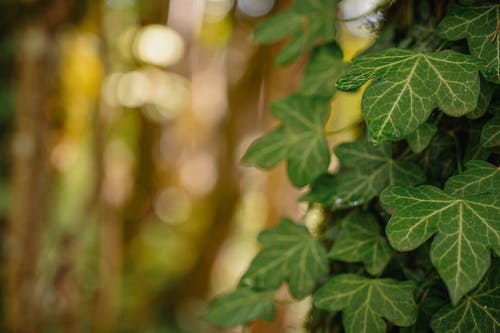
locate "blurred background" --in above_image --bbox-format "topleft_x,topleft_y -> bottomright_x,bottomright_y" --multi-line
0,0 -> 374,332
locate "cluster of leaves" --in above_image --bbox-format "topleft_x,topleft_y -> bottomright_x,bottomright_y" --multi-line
204,0 -> 500,332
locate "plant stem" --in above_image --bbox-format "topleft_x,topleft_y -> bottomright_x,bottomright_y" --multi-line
449,131 -> 463,173
434,40 -> 448,52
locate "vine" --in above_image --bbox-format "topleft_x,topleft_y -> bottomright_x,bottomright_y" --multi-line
204,1 -> 500,332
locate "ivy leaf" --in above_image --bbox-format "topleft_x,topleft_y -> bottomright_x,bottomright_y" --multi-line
334,140 -> 391,167
443,160 -> 500,198
406,122 -> 438,153
203,288 -> 275,327
299,43 -> 345,98
287,136 -> 329,188
401,295 -> 448,333
301,141 -> 425,208
481,116 -> 500,147
438,4 -> 500,83
242,95 -> 330,187
465,120 -> 491,162
241,127 -> 288,169
314,274 -> 417,333
299,173 -> 337,205
273,95 -> 331,187
431,262 -> 500,333
329,210 -> 392,275
253,0 -> 338,65
336,49 -> 480,142
381,184 -> 500,304
467,78 -> 495,119
240,219 -> 329,299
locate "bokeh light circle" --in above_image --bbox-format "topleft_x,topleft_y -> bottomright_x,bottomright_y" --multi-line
133,25 -> 185,67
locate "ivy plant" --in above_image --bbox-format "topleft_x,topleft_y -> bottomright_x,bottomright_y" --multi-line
204,1 -> 500,332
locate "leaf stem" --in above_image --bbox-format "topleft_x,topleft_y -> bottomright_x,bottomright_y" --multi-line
398,147 -> 412,160
434,41 -> 448,52
449,131 -> 463,173
418,286 -> 431,304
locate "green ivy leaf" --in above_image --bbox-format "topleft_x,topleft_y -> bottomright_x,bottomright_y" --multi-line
242,95 -> 330,187
336,49 -> 480,142
273,95 -> 331,186
465,121 -> 491,162
438,4 -> 500,83
240,219 -> 329,299
467,78 -> 495,119
301,141 -> 425,208
334,140 -> 391,167
203,288 -> 275,327
381,184 -> 500,304
314,274 -> 417,333
401,295 -> 448,333
406,122 -> 438,153
253,0 -> 338,65
241,127 -> 288,169
299,173 -> 337,205
444,160 -> 500,197
481,116 -> 500,147
329,210 -> 392,275
431,262 -> 500,333
299,43 -> 345,98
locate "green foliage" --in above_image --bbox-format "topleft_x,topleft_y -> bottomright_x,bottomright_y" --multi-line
240,126 -> 288,169
481,116 -> 500,147
299,43 -> 345,98
202,288 -> 275,327
242,95 -> 331,187
328,210 -> 392,275
302,140 -> 425,208
468,78 -> 495,119
336,49 -> 481,143
443,160 -> 500,197
239,219 -> 329,299
381,181 -> 499,304
438,4 -> 500,83
205,1 -> 500,331
314,274 -> 417,333
253,0 -> 338,65
401,295 -> 448,333
406,122 -> 438,153
431,261 -> 500,332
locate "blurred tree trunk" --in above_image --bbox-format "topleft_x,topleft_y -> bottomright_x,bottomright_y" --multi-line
5,1 -> 78,332
94,4 -> 121,332
6,23 -> 58,333
94,1 -> 169,331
